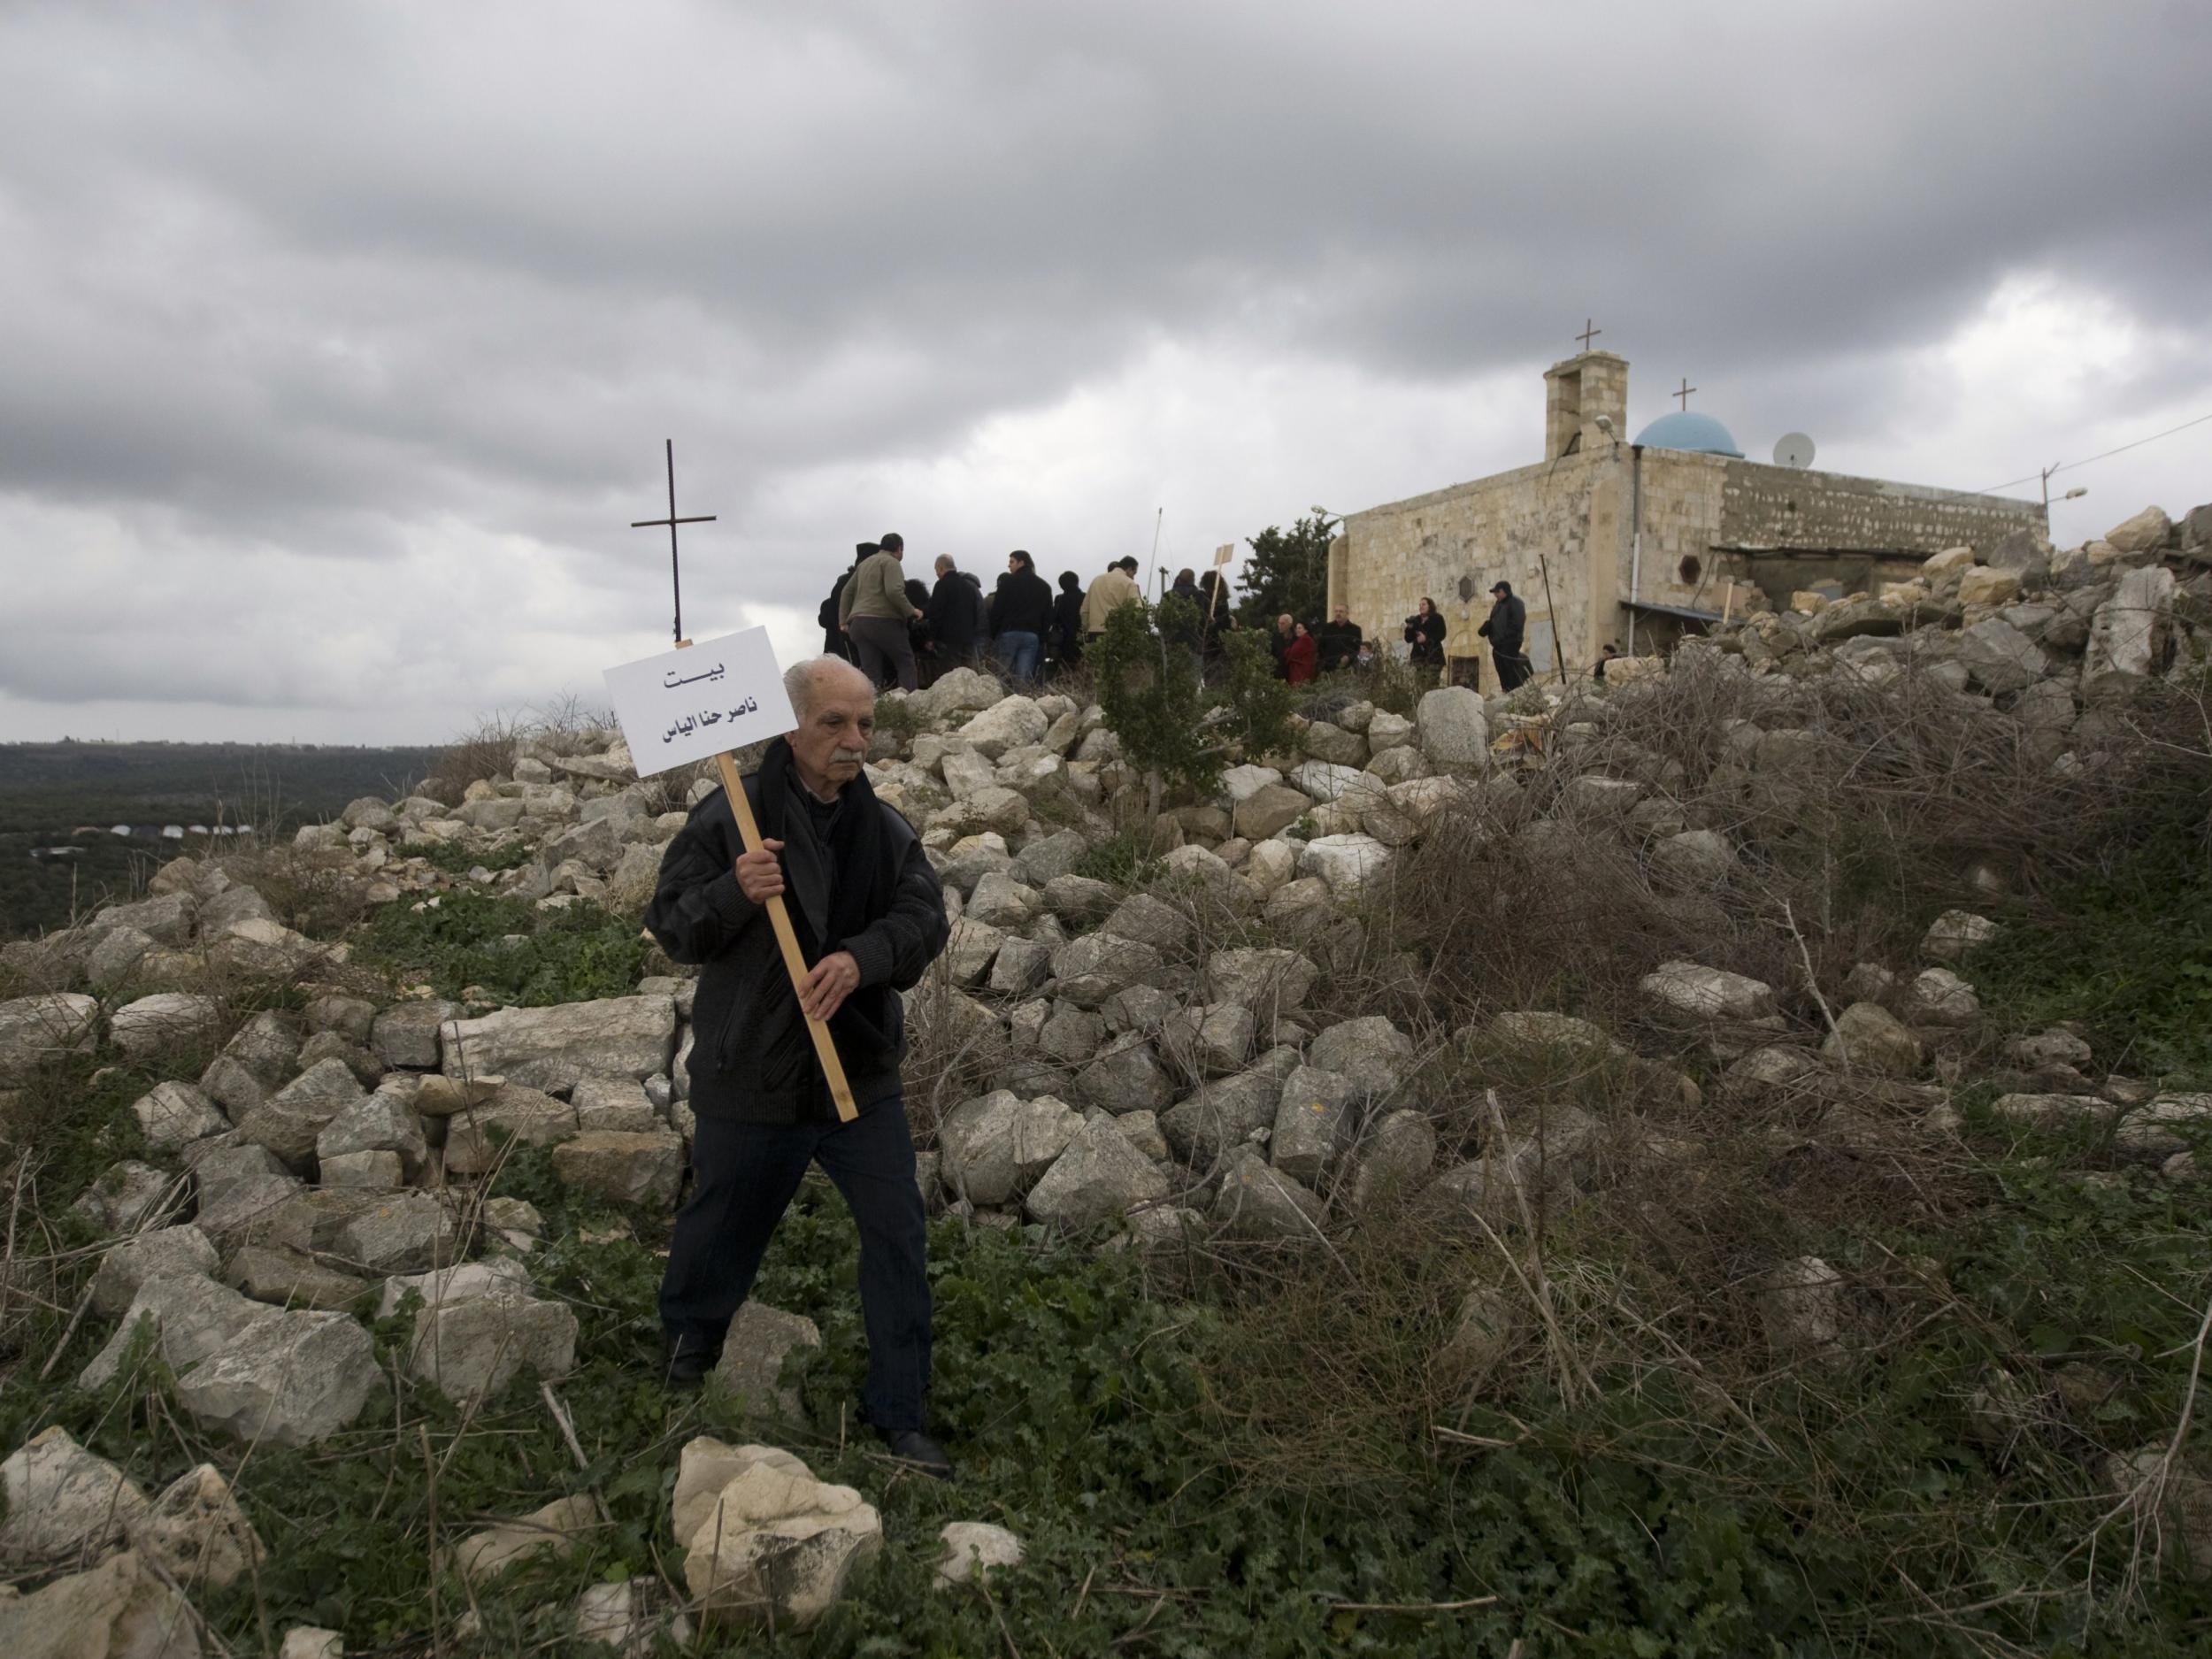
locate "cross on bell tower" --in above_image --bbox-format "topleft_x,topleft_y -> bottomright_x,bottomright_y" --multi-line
1673,377 -> 1697,411
1576,318 -> 1602,351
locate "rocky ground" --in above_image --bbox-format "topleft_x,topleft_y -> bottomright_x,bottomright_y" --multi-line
2,499 -> 2210,1655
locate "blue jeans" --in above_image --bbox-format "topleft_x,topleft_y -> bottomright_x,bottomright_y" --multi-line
995,630 -> 1041,683
659,1096 -> 931,1430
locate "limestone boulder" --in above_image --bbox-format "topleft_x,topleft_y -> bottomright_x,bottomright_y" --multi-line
938,1091 -> 1082,1205
0,1425 -> 150,1567
1271,1065 -> 1357,1184
315,1085 -> 429,1179
1048,933 -> 1164,1008
1307,1016 -> 1417,1093
571,1075 -> 661,1133
72,1162 -> 178,1234
1821,1002 -> 1923,1075
369,998 -> 461,1068
2082,565 -> 2175,696
679,1440 -> 882,1627
135,1463 -> 265,1590
225,1244 -> 373,1311
1905,967 -> 1980,1026
1954,616 -> 2053,695
1641,961 -> 1778,1022
333,1191 -> 471,1276
0,1549 -> 203,1659
1205,947 -> 1318,1021
2102,503 -> 2173,554
551,1130 -> 686,1207
1025,1117 -> 1170,1229
1287,759 -> 1368,802
713,1302 -> 821,1418
1159,1051 -> 1303,1164
957,695 -> 1048,759
81,1274 -> 382,1447
1416,687 -> 1491,769
1158,1002 -> 1256,1077
1923,910 -> 2001,962
1302,720 -> 1367,766
1071,1037 -> 1175,1115
410,1289 -> 577,1408
109,993 -> 221,1061
451,1494 -> 601,1586
935,1521 -> 1025,1588
89,1225 -> 219,1317
440,1084 -> 581,1176
439,995 -> 677,1090
1343,1109 -> 1439,1210
1299,833 -> 1393,900
1755,1256 -> 1844,1361
235,1057 -> 366,1171
1649,829 -> 1736,887
198,1009 -> 304,1118
1211,1148 -> 1326,1240
1233,783 -> 1312,841
130,1080 -> 229,1149
0,991 -> 100,1083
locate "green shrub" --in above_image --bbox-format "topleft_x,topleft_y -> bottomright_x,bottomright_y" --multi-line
1091,596 -> 1293,804
417,839 -> 535,876
355,889 -> 653,1006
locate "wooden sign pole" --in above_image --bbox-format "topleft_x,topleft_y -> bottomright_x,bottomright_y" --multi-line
639,441 -> 856,1122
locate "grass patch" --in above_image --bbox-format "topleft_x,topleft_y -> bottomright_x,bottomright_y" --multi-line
416,838 -> 537,876
1070,831 -> 1163,889
355,889 -> 654,1006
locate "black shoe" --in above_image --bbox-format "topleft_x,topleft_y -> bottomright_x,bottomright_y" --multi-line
664,1337 -> 718,1392
876,1427 -> 955,1481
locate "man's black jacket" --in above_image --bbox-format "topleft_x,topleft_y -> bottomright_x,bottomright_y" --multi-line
987,567 -> 1056,636
645,772 -> 947,1124
1479,594 -> 1526,654
926,572 -> 986,656
1317,619 -> 1362,672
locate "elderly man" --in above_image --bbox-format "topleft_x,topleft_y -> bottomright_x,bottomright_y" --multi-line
646,656 -> 953,1476
1316,604 -> 1363,673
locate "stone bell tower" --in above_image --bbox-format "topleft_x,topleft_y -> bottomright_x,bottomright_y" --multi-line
1543,349 -> 1629,460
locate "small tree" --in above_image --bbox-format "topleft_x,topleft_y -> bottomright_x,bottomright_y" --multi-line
1091,595 -> 1294,823
1236,514 -> 1335,629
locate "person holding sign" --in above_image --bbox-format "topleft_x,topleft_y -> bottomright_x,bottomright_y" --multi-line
645,655 -> 953,1477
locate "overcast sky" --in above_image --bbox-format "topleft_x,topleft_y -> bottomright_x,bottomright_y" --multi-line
2,0 -> 2207,745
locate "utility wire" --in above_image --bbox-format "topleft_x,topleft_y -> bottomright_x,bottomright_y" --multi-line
1977,410 -> 2212,495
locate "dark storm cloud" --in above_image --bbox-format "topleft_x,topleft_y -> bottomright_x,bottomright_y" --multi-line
1,0 -> 2207,727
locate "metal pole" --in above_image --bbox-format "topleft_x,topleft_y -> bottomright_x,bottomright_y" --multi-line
1537,553 -> 1569,685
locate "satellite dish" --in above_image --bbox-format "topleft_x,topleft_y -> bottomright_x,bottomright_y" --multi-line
1773,432 -> 1816,470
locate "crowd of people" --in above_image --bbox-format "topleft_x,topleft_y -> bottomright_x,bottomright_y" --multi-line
818,534 -> 1551,696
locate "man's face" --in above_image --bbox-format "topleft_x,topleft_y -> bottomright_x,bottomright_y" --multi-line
1276,615 -> 1292,635
1333,606 -> 1348,624
935,558 -> 953,578
789,674 -> 876,795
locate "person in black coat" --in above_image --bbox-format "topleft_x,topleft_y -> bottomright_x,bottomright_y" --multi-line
923,557 -> 986,670
1317,604 -> 1363,673
1479,581 -> 1532,691
820,544 -> 871,657
1403,596 -> 1447,671
987,549 -> 1055,685
1051,572 -> 1086,670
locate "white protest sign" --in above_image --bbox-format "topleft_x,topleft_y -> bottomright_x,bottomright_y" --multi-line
602,626 -> 797,777
1213,542 -> 1234,566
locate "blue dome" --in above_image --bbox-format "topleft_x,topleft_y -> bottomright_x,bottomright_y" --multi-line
1633,410 -> 1744,457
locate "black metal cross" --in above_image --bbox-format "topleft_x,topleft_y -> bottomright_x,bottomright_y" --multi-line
630,439 -> 717,645
1673,378 -> 1697,411
1576,318 -> 1602,351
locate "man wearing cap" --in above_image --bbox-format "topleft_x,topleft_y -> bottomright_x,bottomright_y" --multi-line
1479,580 -> 1532,692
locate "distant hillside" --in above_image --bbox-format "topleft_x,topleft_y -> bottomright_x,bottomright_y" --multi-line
0,741 -> 442,940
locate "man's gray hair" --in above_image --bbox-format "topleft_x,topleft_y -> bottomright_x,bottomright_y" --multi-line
783,655 -> 873,718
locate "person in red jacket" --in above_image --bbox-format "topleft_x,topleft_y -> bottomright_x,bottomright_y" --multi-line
1285,621 -> 1319,684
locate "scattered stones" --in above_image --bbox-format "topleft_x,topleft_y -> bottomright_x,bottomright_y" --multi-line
0,991 -> 100,1084
677,1439 -> 882,1627
1025,1116 -> 1170,1229
410,1286 -> 577,1408
1821,1002 -> 1924,1075
552,1129 -> 686,1207
0,1548 -> 203,1659
440,995 -> 677,1090
130,1079 -> 230,1148
1641,962 -> 1778,1022
935,1521 -> 1025,1587
939,1092 -> 1081,1205
0,1425 -> 149,1567
109,993 -> 221,1060
451,1494 -> 601,1586
236,1057 -> 367,1171
90,1225 -> 219,1317
1271,1065 -> 1356,1184
1923,910 -> 2001,963
714,1302 -> 821,1418
1211,1148 -> 1326,1240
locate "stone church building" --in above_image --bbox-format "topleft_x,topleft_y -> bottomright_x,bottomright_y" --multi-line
1328,348 -> 2048,687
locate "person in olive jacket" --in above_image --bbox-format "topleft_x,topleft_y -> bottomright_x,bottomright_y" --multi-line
646,656 -> 954,1477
